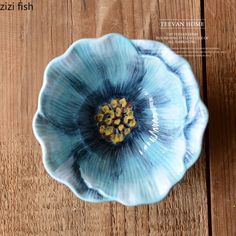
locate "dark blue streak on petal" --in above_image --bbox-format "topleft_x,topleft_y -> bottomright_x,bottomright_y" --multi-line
135,46 -> 180,78
65,70 -> 91,96
35,113 -> 81,137
95,62 -> 109,81
126,56 -> 145,87
132,97 -> 152,133
72,149 -> 105,200
95,54 -> 145,91
47,65 -> 91,96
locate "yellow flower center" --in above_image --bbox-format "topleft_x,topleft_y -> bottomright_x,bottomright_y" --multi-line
95,98 -> 137,144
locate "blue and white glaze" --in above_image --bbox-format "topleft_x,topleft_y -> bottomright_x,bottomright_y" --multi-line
33,33 -> 208,206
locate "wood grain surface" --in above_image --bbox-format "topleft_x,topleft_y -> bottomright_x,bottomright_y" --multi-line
204,0 -> 236,235
0,0 -> 234,235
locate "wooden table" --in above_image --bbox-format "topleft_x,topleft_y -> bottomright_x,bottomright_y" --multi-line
0,0 -> 235,235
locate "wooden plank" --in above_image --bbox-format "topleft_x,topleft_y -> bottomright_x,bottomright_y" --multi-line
204,0 -> 236,235
0,0 -> 209,235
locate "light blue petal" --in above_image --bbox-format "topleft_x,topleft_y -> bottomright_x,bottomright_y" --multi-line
33,113 -> 109,202
40,39 -> 107,128
54,155 -> 110,203
78,132 -> 186,206
71,33 -> 143,86
40,66 -> 86,129
33,114 -> 81,172
184,100 -> 208,169
132,39 -> 208,169
132,39 -> 200,125
139,55 -> 187,140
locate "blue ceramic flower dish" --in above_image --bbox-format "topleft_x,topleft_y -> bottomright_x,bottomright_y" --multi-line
33,33 -> 208,206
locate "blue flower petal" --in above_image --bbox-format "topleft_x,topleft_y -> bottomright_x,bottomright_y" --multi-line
40,67 -> 87,130
33,113 -> 110,202
77,132 -> 186,206
139,55 -> 187,141
132,39 -> 208,169
184,100 -> 208,168
132,39 -> 199,125
71,33 -> 143,86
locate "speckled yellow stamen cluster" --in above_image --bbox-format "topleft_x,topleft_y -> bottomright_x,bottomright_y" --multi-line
95,98 -> 137,144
